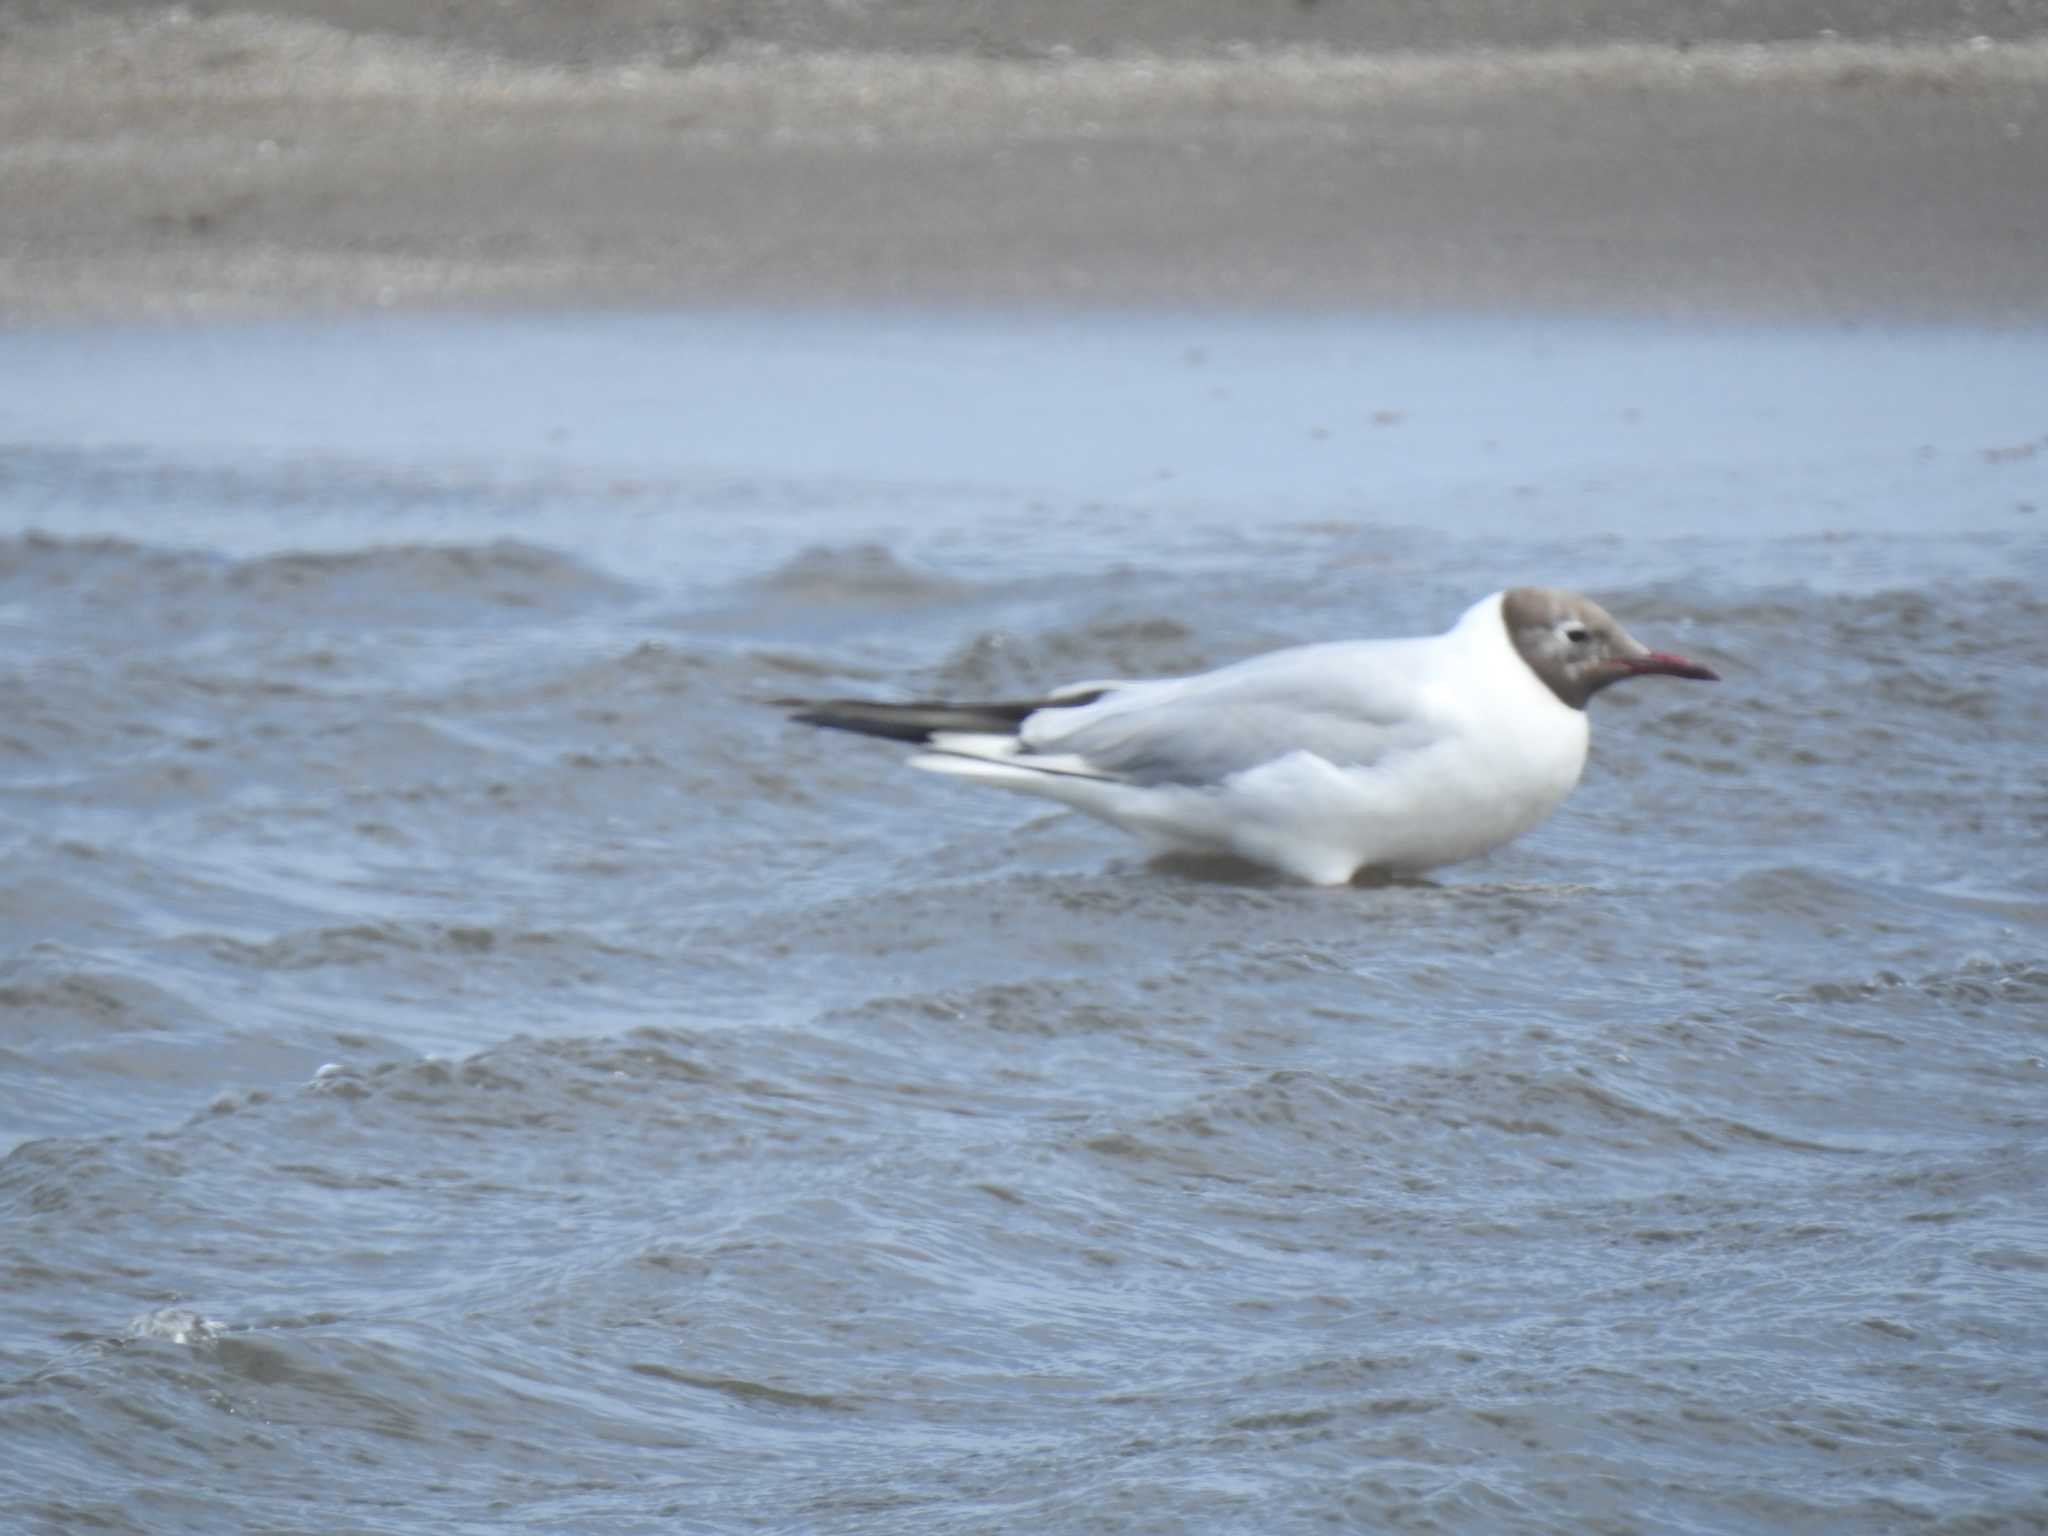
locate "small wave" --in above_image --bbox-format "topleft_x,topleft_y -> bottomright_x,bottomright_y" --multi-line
433,639 -> 712,723
1723,866 -> 1871,921
624,1363 -> 851,1413
0,532 -> 226,628
0,949 -> 204,1046
1786,957 -> 2048,1017
2,529 -> 635,640
829,980 -> 1154,1042
194,920 -> 654,974
1869,666 -> 1998,722
226,539 -> 633,611
754,542 -> 971,604
1830,581 -> 2048,666
928,614 -> 1209,697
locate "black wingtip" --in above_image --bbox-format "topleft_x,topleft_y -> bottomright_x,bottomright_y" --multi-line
781,700 -> 946,744
777,689 -> 1111,746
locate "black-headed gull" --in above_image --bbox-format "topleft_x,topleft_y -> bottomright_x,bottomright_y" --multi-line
785,588 -> 1718,884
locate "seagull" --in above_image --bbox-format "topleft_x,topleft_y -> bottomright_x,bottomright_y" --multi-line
783,588 -> 1718,885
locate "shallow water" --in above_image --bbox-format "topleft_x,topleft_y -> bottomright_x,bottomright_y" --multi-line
2,311 -> 2045,1534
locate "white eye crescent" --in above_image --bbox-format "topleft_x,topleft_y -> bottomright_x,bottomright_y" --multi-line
1560,622 -> 1592,645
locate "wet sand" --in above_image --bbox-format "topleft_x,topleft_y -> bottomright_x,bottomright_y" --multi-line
3,8 -> 2045,324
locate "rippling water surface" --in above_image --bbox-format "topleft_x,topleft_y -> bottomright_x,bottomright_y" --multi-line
2,312 -> 2045,1534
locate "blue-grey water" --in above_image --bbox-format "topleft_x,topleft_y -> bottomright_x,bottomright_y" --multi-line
1,311 -> 2045,1534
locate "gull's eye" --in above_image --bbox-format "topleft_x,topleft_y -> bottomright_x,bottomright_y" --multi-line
1561,622 -> 1592,645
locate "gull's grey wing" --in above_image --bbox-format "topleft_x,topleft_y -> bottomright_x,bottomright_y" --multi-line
1019,639 -> 1449,787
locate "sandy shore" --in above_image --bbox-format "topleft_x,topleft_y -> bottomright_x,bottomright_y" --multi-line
3,9 -> 2045,324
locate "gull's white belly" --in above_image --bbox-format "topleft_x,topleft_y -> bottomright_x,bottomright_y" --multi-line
1126,698 -> 1592,885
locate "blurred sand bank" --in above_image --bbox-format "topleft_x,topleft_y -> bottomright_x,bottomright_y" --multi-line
2,8 -> 2044,324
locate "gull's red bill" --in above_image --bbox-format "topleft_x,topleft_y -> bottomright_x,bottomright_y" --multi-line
1618,650 -> 1720,682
